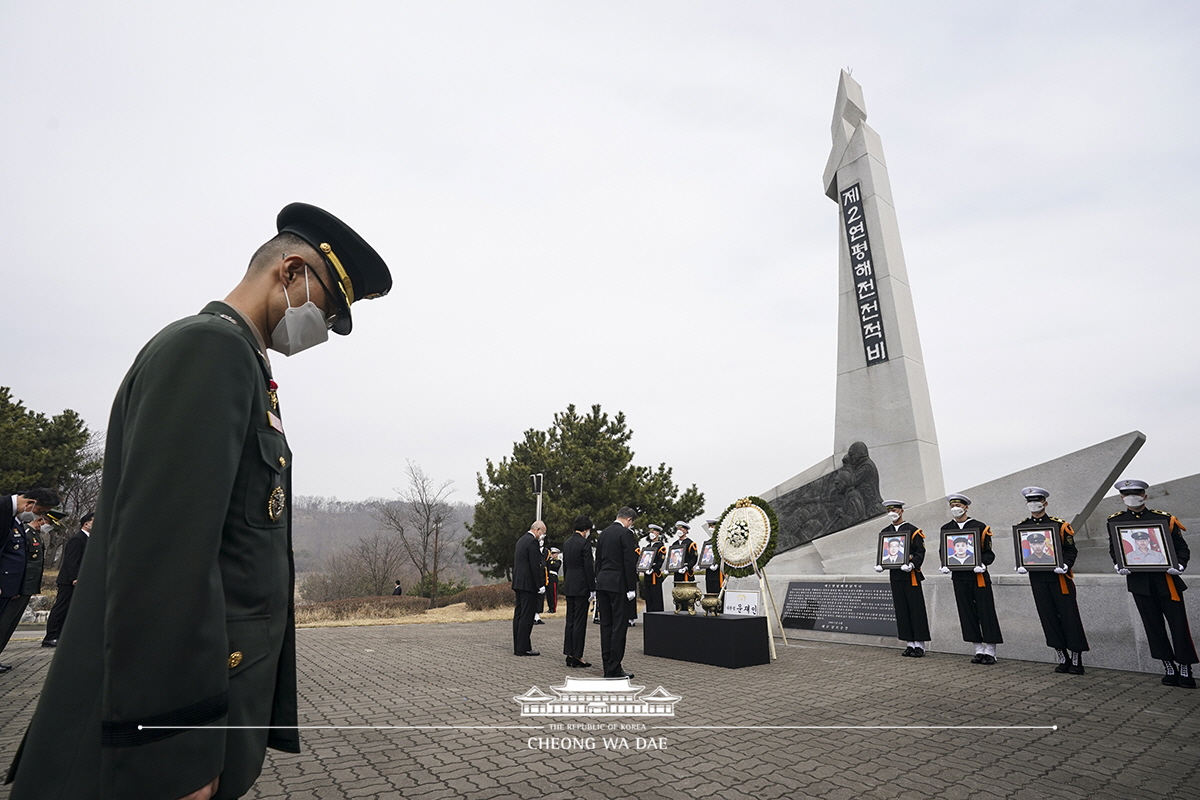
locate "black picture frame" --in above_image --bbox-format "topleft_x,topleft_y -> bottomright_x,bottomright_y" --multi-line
1108,520 -> 1176,573
698,542 -> 717,569
877,532 -> 908,570
636,550 -> 655,572
1012,523 -> 1062,571
666,548 -> 685,572
941,530 -> 978,570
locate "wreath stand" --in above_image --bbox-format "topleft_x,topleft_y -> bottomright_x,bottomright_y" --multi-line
713,497 -> 787,661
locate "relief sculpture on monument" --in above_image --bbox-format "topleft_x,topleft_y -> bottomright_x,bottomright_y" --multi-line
772,441 -> 886,552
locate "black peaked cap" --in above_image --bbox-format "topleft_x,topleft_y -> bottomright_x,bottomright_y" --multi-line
277,202 -> 392,335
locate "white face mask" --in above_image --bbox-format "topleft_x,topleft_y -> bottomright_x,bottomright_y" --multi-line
1122,494 -> 1146,508
1027,501 -> 1045,513
16,511 -> 35,523
270,267 -> 329,357
887,511 -> 901,523
39,523 -> 53,535
950,506 -> 966,519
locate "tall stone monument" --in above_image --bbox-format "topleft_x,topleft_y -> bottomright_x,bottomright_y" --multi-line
823,70 -> 943,506
762,71 -> 943,544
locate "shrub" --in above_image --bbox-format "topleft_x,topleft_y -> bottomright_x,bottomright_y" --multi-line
294,595 -> 428,624
410,573 -> 469,600
460,584 -> 516,611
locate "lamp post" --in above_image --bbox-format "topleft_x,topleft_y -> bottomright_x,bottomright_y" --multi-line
530,473 -> 544,522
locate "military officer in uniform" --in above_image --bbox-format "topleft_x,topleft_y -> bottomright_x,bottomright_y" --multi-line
937,494 -> 1002,664
1015,487 -> 1088,674
640,524 -> 667,613
1108,479 -> 1196,688
873,500 -> 929,657
7,203 -> 392,800
0,497 -> 58,670
667,521 -> 698,612
43,510 -> 93,648
702,520 -> 724,596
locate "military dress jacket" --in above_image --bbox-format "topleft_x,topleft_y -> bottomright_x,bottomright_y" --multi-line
940,518 -> 994,588
2,522 -> 43,598
1108,508 -> 1190,598
884,523 -> 925,586
8,301 -> 299,800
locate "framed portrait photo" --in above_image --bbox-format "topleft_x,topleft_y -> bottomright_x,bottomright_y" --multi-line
636,549 -> 656,572
1012,523 -> 1061,571
877,532 -> 908,569
941,531 -> 978,570
666,547 -> 685,572
698,541 -> 717,569
1108,520 -> 1175,573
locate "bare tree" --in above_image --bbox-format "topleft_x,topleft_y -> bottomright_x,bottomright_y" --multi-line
373,461 -> 462,609
299,531 -> 408,602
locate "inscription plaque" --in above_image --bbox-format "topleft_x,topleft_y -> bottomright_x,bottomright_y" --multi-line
780,581 -> 897,637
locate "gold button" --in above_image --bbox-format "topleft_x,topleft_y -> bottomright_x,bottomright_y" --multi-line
228,651 -> 243,668
278,456 -> 287,468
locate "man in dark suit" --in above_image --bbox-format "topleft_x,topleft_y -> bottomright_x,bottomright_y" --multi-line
0,489 -> 60,672
512,521 -> 547,656
561,515 -> 595,668
595,506 -> 639,678
7,203 -> 392,800
42,511 -> 93,647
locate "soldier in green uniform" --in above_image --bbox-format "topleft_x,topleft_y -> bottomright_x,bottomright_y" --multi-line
6,203 -> 391,800
1108,479 -> 1196,688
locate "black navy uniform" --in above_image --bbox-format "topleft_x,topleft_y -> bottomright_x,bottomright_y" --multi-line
940,518 -> 1002,645
1021,515 -> 1089,654
885,522 -> 929,643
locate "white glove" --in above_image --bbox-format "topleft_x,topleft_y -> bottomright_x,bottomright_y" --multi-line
626,590 -> 636,601
589,591 -> 596,601
939,566 -> 950,574
1168,566 -> 1183,576
973,565 -> 986,574
1053,566 -> 1067,575
901,563 -> 913,572
1117,568 -> 1131,576
538,586 -> 545,594
1016,566 -> 1028,575
874,565 -> 884,573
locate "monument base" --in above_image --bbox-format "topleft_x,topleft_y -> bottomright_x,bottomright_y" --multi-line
642,611 -> 770,668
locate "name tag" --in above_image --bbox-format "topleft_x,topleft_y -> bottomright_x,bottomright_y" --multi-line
268,412 -> 284,433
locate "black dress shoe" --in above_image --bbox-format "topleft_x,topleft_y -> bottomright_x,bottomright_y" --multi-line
0,664 -> 12,672
566,657 -> 592,668
970,654 -> 984,664
533,619 -> 545,625
980,655 -> 997,665
910,648 -> 925,658
41,640 -> 57,648
1179,675 -> 1197,689
1054,662 -> 1071,673
901,646 -> 914,657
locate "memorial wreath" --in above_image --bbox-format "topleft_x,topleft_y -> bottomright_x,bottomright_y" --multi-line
711,496 -> 778,578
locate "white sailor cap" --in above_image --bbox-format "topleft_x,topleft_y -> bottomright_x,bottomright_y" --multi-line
1114,479 -> 1149,493
947,493 -> 971,505
883,499 -> 905,509
647,524 -> 663,532
674,521 -> 690,530
1021,486 -> 1049,500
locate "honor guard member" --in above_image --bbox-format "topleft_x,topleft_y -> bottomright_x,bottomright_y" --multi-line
7,203 -> 392,800
545,547 -> 562,615
0,500 -> 58,670
874,500 -> 930,656
937,494 -> 1003,664
668,522 -> 699,613
1109,479 -> 1196,688
640,524 -> 667,613
703,519 -> 725,595
1015,487 -> 1088,674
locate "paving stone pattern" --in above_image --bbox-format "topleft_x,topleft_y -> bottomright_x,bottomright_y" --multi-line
2,618 -> 1198,799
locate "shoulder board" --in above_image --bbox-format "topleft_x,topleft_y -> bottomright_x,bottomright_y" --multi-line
1049,516 -> 1065,523
1107,511 -> 1123,519
1150,509 -> 1171,516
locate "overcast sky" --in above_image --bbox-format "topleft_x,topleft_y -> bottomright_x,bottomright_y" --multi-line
3,1 -> 1197,524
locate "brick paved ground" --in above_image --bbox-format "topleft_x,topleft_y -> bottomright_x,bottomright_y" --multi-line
2,617 -> 1198,799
